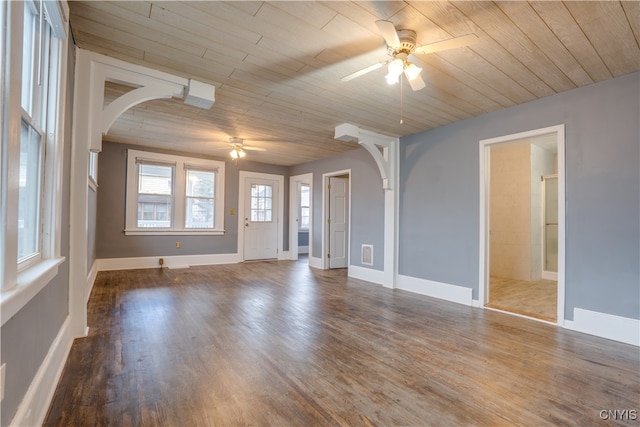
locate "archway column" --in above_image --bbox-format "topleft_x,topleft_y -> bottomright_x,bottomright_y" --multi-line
335,123 -> 398,289
69,50 -> 215,336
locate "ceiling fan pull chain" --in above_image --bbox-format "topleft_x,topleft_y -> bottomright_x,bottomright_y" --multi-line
400,77 -> 404,124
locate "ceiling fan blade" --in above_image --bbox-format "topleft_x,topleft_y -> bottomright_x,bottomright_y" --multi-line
375,20 -> 400,47
341,59 -> 389,82
406,72 -> 426,91
414,33 -> 479,55
243,146 -> 266,152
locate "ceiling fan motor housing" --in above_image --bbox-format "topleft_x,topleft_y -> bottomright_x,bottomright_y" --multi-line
388,29 -> 417,56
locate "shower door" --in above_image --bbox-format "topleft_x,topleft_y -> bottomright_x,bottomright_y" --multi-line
542,175 -> 558,279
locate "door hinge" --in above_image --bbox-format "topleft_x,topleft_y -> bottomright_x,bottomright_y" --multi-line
328,218 -> 331,224
328,184 -> 331,190
327,253 -> 331,258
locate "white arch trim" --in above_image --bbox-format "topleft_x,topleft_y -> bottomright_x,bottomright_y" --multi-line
69,49 -> 215,338
77,50 -> 214,152
335,123 -> 396,190
333,123 -> 398,289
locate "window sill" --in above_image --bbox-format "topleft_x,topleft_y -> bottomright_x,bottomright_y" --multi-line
124,229 -> 225,236
1,257 -> 65,326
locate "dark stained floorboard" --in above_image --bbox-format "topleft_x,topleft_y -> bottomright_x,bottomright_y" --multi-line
44,259 -> 640,426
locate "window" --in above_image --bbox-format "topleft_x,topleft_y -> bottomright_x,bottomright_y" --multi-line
88,150 -> 98,189
2,0 -> 68,297
125,150 -> 225,235
250,184 -> 273,222
185,169 -> 215,229
18,120 -> 43,263
17,0 -> 51,268
136,162 -> 174,228
299,183 -> 310,230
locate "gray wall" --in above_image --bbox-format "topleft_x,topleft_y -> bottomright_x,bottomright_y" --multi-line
291,147 -> 385,271
96,141 -> 288,258
0,38 -> 74,426
298,230 -> 309,246
399,72 -> 640,321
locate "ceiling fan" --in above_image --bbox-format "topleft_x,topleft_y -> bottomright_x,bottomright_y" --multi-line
342,20 -> 479,91
224,137 -> 266,159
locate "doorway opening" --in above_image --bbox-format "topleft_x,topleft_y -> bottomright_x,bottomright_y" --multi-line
322,170 -> 350,270
479,125 -> 565,324
289,173 -> 313,263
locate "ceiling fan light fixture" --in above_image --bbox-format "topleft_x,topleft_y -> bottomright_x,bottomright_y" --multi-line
385,72 -> 400,85
230,147 -> 245,159
386,58 -> 404,84
404,62 -> 422,81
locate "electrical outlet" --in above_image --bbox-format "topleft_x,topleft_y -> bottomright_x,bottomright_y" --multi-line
1,363 -> 6,402
175,242 -> 181,249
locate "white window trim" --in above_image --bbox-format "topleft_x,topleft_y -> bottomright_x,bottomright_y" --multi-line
124,149 -> 225,235
1,0 -> 68,325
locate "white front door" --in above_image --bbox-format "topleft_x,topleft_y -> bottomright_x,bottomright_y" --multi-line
244,177 -> 278,260
329,176 -> 349,268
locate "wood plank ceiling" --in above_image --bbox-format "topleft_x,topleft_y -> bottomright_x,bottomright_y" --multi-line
69,1 -> 640,166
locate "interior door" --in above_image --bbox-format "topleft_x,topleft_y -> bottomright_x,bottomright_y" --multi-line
329,176 -> 349,269
244,177 -> 278,260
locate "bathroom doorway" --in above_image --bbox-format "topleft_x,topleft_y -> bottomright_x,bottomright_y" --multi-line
479,125 -> 565,324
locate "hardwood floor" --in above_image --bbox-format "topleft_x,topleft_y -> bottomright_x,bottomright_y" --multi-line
487,276 -> 557,322
45,260 -> 639,426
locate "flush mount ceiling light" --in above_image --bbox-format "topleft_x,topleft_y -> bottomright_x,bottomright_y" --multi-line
342,20 -> 479,91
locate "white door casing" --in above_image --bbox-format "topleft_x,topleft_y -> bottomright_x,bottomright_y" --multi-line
329,176 -> 349,269
479,124 -> 566,324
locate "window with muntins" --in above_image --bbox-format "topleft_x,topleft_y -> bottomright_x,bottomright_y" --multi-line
125,150 -> 225,235
299,183 -> 310,230
250,184 -> 273,222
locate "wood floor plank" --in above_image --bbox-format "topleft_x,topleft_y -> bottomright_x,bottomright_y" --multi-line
44,259 -> 639,426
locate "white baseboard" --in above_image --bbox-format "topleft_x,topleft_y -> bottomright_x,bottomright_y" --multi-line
10,316 -> 73,427
348,264 -> 385,285
309,256 -> 322,269
298,246 -> 309,254
397,275 -> 473,306
542,271 -> 558,280
564,308 -> 639,346
97,253 -> 241,271
278,251 -> 290,261
86,260 -> 98,303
